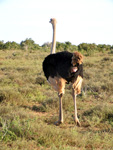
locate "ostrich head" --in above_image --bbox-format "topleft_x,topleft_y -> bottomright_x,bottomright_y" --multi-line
49,18 -> 57,26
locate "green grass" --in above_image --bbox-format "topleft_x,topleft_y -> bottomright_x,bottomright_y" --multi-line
0,49 -> 113,149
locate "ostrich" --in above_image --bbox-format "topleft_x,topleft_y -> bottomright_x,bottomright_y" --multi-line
43,18 -> 83,126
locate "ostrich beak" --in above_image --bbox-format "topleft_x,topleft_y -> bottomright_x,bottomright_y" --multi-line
49,19 -> 52,23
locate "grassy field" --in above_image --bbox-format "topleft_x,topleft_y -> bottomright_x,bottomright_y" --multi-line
0,49 -> 113,150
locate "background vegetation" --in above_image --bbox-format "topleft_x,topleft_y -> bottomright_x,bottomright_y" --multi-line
0,38 -> 113,54
0,39 -> 113,149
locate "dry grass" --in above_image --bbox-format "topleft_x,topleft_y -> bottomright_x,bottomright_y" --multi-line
0,49 -> 113,149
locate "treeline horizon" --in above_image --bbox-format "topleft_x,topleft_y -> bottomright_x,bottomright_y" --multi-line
0,38 -> 113,55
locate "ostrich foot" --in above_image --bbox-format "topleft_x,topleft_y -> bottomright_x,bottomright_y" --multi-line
75,118 -> 81,127
54,120 -> 63,126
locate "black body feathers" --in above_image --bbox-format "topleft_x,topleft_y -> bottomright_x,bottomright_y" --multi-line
43,51 -> 83,83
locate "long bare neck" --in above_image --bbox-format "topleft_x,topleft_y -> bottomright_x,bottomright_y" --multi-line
51,24 -> 56,54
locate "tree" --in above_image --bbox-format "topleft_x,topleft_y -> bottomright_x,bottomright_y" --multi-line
3,41 -> 12,49
11,41 -> 20,49
0,41 -> 4,50
20,38 -> 39,50
78,43 -> 97,56
3,41 -> 20,50
64,41 -> 72,51
20,38 -> 34,50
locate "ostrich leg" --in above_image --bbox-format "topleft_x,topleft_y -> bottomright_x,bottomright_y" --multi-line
72,88 -> 81,126
55,93 -> 63,125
